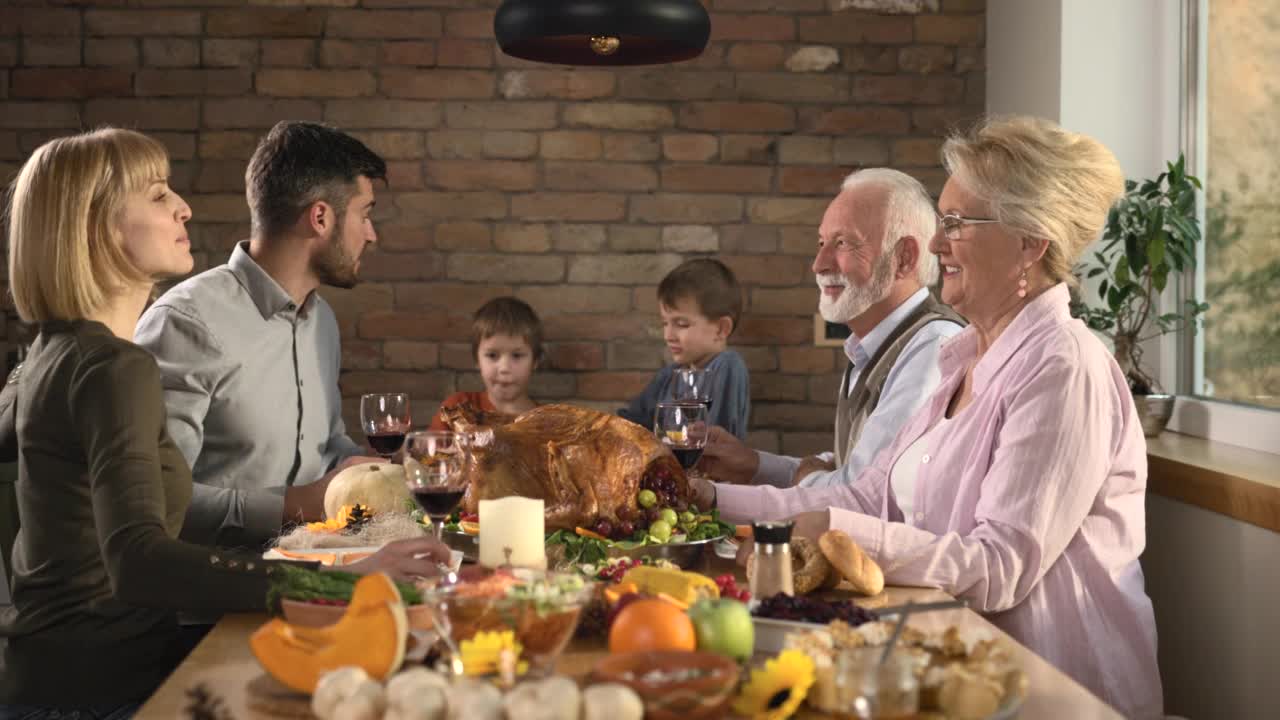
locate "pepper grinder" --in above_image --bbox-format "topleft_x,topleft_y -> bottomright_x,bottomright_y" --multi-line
750,520 -> 795,600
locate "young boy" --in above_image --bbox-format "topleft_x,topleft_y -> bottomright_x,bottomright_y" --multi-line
430,297 -> 542,429
619,258 -> 751,439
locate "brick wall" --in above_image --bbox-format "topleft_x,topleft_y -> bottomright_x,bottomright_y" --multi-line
0,0 -> 985,456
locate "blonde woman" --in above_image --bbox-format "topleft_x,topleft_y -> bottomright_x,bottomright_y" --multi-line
703,117 -> 1161,718
0,128 -> 449,716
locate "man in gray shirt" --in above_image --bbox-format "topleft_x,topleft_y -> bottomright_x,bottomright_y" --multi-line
135,122 -> 385,548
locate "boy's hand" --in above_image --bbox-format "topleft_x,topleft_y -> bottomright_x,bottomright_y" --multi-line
696,426 -> 759,485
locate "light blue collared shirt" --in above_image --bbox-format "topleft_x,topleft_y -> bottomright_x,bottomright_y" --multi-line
135,241 -> 363,547
754,287 -> 963,488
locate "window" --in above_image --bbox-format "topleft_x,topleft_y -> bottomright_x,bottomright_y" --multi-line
1168,0 -> 1280,453
1194,0 -> 1280,410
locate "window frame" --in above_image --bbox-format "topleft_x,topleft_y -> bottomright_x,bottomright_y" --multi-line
1165,0 -> 1280,455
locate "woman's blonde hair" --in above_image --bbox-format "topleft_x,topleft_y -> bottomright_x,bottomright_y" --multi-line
6,127 -> 169,323
941,115 -> 1125,286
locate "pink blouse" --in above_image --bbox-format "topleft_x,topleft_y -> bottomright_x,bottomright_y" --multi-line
717,285 -> 1162,718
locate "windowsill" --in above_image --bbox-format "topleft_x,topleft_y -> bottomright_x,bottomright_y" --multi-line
1146,431 -> 1280,533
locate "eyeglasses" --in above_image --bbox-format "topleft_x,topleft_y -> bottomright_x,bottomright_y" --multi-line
937,212 -> 999,241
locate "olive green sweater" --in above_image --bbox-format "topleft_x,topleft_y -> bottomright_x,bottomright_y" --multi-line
0,320 -> 285,706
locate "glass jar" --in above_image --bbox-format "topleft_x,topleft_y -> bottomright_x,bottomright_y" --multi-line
749,521 -> 795,599
836,646 -> 920,719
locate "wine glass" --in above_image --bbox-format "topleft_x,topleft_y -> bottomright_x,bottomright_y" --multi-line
673,367 -> 715,412
361,393 -> 411,458
654,401 -> 709,471
404,430 -> 469,541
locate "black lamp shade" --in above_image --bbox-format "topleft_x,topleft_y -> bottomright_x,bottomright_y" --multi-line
495,0 -> 712,66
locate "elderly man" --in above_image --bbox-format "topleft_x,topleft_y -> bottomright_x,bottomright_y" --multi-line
699,168 -> 963,492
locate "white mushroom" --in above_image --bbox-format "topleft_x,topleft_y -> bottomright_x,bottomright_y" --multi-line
446,678 -> 503,720
502,676 -> 581,720
331,679 -> 386,720
581,683 -> 643,720
384,667 -> 450,720
312,667 -> 384,720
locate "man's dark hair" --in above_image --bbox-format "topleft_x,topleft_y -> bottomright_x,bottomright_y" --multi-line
245,121 -> 387,240
657,257 -> 743,335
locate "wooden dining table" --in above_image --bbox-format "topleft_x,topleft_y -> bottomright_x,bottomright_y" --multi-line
135,556 -> 1123,719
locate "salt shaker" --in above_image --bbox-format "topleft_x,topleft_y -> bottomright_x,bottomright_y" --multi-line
750,521 -> 795,599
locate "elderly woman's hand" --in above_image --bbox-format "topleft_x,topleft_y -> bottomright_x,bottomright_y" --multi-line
791,510 -> 831,541
343,536 -> 453,582
697,426 -> 759,485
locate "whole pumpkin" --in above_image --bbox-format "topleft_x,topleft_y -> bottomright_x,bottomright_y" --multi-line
322,462 -> 411,520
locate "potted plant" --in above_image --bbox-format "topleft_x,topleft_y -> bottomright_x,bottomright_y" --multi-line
1071,154 -> 1210,436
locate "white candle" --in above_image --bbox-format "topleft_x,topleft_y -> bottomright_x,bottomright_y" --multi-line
478,496 -> 547,569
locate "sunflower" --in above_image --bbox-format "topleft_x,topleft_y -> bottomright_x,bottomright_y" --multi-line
459,630 -> 529,679
733,649 -> 816,720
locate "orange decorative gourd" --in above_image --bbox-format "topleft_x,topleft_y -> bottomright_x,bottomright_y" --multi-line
608,598 -> 698,654
250,572 -> 408,694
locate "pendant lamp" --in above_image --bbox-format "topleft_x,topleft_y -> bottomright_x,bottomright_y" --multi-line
494,0 -> 712,66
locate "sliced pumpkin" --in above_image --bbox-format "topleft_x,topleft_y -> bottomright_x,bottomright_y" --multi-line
250,572 -> 408,694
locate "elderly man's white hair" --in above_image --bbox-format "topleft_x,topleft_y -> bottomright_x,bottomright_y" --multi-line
839,168 -> 940,286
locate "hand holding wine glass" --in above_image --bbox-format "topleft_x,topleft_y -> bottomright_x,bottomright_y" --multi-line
361,393 -> 411,458
655,401 -> 709,472
404,430 -> 469,541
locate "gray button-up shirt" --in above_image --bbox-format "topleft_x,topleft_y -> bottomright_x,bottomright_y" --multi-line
135,241 -> 362,548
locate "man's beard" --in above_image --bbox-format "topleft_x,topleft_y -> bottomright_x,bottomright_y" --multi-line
312,228 -> 361,289
816,250 -> 895,324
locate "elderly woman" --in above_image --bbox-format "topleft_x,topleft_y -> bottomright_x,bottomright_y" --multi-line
0,128 -> 450,717
696,116 -> 1161,718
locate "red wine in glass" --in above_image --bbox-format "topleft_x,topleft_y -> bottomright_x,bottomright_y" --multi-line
404,430 -> 468,540
412,487 -> 466,518
366,432 -> 406,457
670,446 -> 704,470
361,392 -> 411,459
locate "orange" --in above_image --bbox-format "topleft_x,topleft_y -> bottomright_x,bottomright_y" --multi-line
608,598 -> 698,654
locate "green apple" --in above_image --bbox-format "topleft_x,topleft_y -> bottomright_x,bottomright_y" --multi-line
687,598 -> 754,662
659,508 -> 679,526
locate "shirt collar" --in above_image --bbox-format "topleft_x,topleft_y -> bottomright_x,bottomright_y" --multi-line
227,240 -> 313,320
938,283 -> 1073,394
843,287 -> 931,367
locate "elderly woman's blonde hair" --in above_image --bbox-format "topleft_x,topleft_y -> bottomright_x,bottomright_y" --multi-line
6,127 -> 168,323
941,116 -> 1125,286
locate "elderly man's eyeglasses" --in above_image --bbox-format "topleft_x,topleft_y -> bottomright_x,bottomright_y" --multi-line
937,212 -> 999,241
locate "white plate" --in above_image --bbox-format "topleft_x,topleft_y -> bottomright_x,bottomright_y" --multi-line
264,546 -> 464,572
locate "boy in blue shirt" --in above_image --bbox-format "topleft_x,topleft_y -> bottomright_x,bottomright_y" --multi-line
619,258 -> 751,439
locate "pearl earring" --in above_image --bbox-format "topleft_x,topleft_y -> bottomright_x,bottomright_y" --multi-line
1017,266 -> 1029,298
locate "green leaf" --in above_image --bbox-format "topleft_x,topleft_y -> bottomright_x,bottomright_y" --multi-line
1147,234 -> 1166,267
1098,279 -> 1109,301
1087,267 -> 1105,279
1107,285 -> 1124,312
1153,266 -> 1168,294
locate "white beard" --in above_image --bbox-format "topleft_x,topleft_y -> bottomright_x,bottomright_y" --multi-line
816,253 -> 894,324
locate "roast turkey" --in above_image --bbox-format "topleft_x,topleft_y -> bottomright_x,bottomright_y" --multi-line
438,403 -> 689,530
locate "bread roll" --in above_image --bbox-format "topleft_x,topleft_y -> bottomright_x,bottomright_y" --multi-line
818,529 -> 884,596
